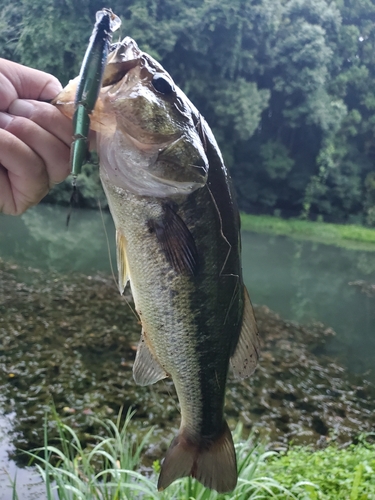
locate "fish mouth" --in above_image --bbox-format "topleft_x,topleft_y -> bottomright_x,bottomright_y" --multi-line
111,36 -> 141,63
102,37 -> 143,87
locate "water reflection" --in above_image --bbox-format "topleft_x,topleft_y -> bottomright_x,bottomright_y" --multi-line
0,408 -> 48,500
242,232 -> 375,379
0,205 -> 116,273
1,205 -> 374,379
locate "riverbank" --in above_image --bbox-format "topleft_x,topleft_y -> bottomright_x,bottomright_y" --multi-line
241,213 -> 375,251
1,257 -> 375,497
1,258 -> 374,459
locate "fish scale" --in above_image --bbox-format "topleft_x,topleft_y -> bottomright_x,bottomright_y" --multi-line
101,180 -> 224,436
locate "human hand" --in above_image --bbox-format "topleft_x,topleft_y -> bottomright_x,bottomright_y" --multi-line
0,59 -> 73,215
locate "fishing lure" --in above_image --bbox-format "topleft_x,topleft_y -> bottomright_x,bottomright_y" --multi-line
71,8 -> 121,182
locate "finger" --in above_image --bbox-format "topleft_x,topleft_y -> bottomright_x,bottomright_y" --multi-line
0,129 -> 49,215
9,99 -> 73,147
0,72 -> 19,112
0,59 -> 62,110
1,114 -> 71,185
0,164 -> 17,215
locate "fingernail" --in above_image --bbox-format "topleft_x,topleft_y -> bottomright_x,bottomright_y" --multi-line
0,112 -> 14,129
8,99 -> 35,118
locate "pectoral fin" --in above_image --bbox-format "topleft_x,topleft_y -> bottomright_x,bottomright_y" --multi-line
230,287 -> 260,379
133,331 -> 168,386
149,204 -> 199,276
116,230 -> 129,294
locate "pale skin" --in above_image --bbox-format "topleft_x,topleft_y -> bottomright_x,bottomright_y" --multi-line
0,59 -> 73,215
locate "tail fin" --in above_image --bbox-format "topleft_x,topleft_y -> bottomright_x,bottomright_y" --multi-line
157,421 -> 237,493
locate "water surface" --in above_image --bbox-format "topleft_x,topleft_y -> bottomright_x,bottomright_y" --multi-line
242,232 -> 375,378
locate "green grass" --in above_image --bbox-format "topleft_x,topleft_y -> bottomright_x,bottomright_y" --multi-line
264,437 -> 375,500
19,410 -> 375,500
240,213 -> 375,251
27,409 -> 157,500
23,409 -> 314,500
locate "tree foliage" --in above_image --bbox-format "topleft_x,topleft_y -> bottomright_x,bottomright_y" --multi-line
1,0 -> 375,224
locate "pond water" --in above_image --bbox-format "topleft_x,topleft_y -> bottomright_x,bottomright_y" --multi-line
0,204 -> 375,494
242,232 -> 375,379
0,409 -> 49,499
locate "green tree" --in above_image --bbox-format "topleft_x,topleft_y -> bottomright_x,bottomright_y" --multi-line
1,0 -> 374,224
303,0 -> 375,222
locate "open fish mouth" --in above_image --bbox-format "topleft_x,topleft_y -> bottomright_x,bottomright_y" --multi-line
102,37 -> 144,88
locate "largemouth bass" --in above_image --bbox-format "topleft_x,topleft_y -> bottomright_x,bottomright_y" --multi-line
55,36 -> 260,493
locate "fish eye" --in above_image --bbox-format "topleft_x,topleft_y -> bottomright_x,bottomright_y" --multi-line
151,73 -> 175,95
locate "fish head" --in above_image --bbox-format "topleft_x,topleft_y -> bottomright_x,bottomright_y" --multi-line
55,37 -> 209,197
102,38 -> 186,144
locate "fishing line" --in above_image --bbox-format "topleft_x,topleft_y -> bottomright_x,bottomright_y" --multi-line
66,179 -> 79,227
98,198 -> 139,322
98,197 -> 117,286
206,185 -> 240,325
206,185 -> 232,277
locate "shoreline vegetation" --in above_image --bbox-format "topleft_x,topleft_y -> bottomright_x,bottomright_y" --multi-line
240,213 -> 375,252
22,409 -> 375,500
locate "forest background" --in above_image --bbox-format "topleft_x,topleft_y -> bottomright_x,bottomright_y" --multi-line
1,0 -> 375,225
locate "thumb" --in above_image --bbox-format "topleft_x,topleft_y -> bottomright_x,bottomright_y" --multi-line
39,77 -> 63,102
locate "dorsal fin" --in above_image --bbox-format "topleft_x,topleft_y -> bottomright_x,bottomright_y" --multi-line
133,331 -> 169,386
230,286 -> 260,379
116,230 -> 129,294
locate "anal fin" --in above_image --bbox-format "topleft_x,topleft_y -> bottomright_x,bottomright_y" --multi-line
133,331 -> 168,386
116,230 -> 129,294
230,286 -> 260,379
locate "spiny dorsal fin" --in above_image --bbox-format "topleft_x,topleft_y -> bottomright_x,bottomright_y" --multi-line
133,331 -> 168,386
149,204 -> 199,276
116,230 -> 129,294
230,286 -> 260,379
158,421 -> 237,493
